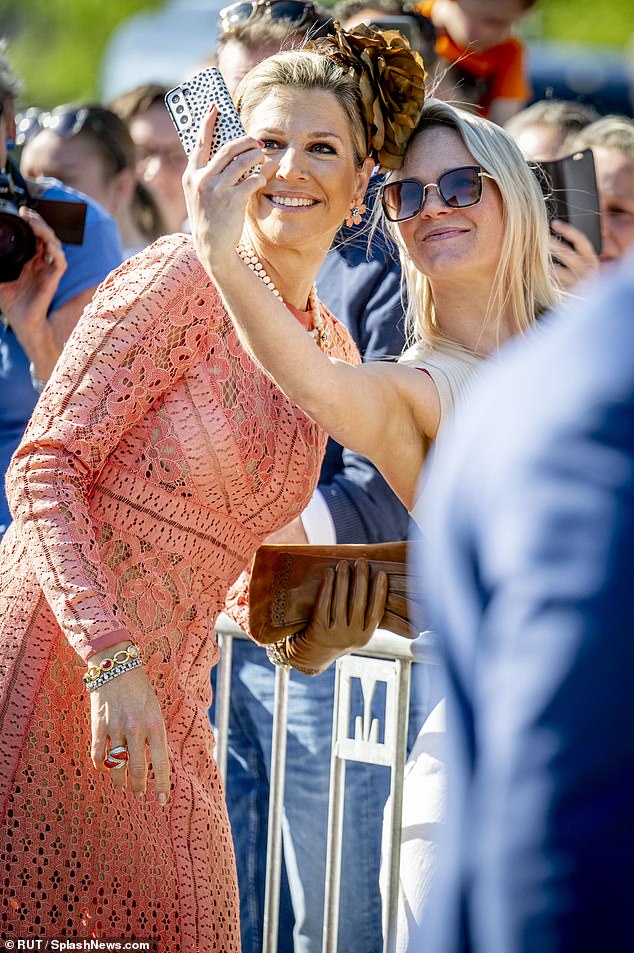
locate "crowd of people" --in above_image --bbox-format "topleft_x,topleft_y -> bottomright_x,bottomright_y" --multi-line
0,1 -> 633,951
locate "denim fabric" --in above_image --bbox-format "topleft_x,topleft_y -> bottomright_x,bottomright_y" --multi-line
211,638 -> 431,953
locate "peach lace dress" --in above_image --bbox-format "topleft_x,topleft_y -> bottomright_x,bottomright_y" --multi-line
0,234 -> 358,949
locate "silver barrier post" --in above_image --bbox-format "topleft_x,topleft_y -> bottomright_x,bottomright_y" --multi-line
214,632 -> 234,787
263,662 -> 291,953
321,631 -> 437,953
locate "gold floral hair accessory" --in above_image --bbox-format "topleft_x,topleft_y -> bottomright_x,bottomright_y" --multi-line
308,22 -> 426,170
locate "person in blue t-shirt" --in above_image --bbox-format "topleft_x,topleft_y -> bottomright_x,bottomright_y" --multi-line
0,43 -> 122,536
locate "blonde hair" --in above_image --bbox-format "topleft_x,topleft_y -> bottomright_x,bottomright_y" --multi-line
235,49 -> 368,168
572,115 -> 634,156
384,99 -> 560,351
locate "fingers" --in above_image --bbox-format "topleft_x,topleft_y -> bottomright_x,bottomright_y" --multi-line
348,558 -> 370,629
108,735 -> 131,793
122,729 -> 146,796
551,218 -> 596,258
365,570 -> 388,633
89,672 -> 170,806
313,567 -> 335,627
331,560 -> 351,627
147,718 -> 171,806
91,706 -> 109,772
19,207 -> 66,274
189,103 -> 219,169
549,220 -> 599,289
187,102 -> 263,180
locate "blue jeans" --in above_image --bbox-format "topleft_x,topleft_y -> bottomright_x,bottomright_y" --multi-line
211,638 -> 430,953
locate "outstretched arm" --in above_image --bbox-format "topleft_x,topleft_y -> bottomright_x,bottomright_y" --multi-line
183,109 -> 437,507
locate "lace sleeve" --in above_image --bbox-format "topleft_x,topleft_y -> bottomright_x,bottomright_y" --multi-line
6,234 -> 223,662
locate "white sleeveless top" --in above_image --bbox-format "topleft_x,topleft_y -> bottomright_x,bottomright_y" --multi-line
399,339 -> 484,528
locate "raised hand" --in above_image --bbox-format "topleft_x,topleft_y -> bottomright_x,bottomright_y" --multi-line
182,103 -> 265,277
550,218 -> 600,290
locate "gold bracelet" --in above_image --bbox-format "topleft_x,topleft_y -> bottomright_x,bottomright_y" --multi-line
83,644 -> 141,686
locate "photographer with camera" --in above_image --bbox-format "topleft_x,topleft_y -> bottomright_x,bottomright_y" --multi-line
0,41 -> 122,537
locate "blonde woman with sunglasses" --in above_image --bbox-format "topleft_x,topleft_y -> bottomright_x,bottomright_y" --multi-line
187,95 -> 559,528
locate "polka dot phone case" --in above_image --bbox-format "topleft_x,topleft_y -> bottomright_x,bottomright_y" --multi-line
165,67 -> 260,175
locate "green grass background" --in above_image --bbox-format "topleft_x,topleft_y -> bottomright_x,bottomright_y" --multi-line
1,0 -> 633,109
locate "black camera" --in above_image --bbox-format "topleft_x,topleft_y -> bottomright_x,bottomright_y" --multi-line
0,161 -> 87,283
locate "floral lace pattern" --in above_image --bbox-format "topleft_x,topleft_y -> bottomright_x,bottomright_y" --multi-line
0,234 -> 359,949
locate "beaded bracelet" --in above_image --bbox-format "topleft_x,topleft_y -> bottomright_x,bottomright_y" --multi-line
84,644 -> 141,689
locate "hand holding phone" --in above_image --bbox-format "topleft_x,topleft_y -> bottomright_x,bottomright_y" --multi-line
165,67 -> 260,177
549,217 -> 599,290
537,148 -> 602,256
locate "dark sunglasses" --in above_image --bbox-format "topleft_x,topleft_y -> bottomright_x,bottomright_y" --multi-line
218,0 -> 317,29
381,165 -> 494,222
15,106 -> 128,172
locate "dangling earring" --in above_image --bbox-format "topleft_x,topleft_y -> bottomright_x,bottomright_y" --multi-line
345,200 -> 366,228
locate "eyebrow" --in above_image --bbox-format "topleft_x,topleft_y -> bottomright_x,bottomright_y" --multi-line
257,127 -> 345,143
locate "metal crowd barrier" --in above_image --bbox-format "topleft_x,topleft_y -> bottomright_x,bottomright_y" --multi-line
213,613 -> 438,953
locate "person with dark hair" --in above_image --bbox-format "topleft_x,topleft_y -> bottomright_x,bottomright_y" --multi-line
0,41 -> 122,539
20,103 -> 164,258
0,27 -> 424,950
110,83 -> 189,237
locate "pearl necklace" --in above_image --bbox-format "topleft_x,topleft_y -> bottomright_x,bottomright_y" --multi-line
236,241 -> 327,349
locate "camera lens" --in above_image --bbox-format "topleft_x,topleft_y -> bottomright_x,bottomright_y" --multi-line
0,206 -> 37,283
176,105 -> 184,114
172,94 -> 180,103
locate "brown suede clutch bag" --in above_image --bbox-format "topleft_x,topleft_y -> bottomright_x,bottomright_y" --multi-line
249,541 -> 423,644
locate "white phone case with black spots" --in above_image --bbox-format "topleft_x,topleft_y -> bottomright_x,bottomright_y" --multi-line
165,67 -> 256,167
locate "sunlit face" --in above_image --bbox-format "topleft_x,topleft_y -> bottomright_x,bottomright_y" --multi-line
243,88 -> 370,255
20,129 -> 119,211
395,125 -> 504,285
129,103 -> 188,234
512,123 -> 570,162
444,0 -> 528,52
592,146 -> 634,265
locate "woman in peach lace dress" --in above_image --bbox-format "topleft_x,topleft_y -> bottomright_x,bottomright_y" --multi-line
0,30 -> 425,951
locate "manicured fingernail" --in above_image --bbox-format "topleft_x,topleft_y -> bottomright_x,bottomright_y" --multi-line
257,140 -> 265,148
209,103 -> 217,114
158,792 -> 167,805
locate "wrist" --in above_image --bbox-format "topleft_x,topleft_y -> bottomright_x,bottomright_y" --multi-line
13,319 -> 61,381
87,639 -> 133,665
84,643 -> 142,692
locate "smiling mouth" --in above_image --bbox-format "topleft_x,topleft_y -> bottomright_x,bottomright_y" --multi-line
267,195 -> 318,208
423,228 -> 468,241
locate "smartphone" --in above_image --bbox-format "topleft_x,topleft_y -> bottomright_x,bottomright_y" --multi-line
537,148 -> 602,255
165,67 -> 260,176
